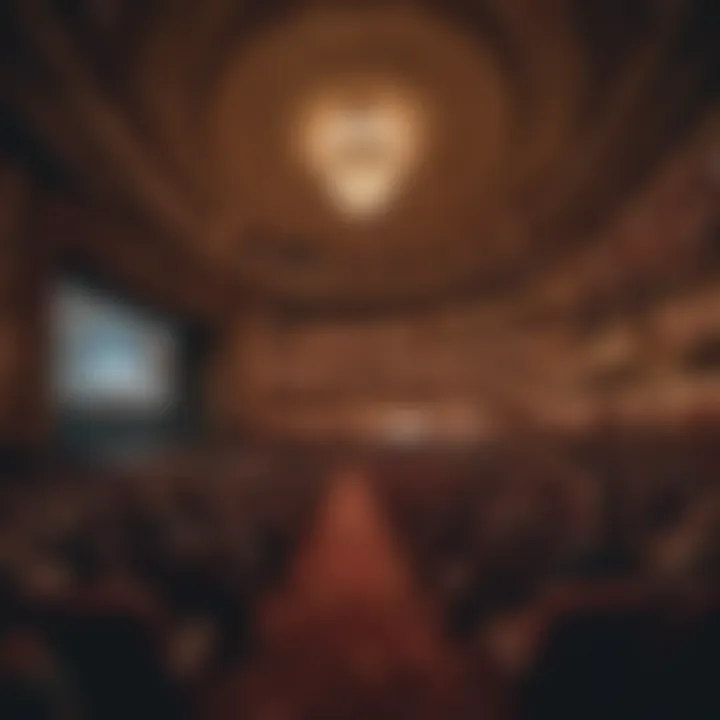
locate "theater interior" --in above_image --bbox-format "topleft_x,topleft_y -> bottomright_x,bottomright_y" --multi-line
0,1 -> 719,718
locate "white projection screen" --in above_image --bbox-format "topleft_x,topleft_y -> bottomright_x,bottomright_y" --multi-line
51,280 -> 180,417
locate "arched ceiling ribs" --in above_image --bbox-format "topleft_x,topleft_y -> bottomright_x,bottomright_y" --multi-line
0,0 -> 717,310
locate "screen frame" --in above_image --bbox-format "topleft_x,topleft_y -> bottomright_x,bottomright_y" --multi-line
48,264 -> 211,459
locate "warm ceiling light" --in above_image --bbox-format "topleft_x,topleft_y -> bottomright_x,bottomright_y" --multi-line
294,78 -> 427,220
378,405 -> 430,445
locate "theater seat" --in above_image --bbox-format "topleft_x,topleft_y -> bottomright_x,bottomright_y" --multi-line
667,609 -> 720,720
519,608 -> 668,720
0,677 -> 55,720
45,609 -> 187,720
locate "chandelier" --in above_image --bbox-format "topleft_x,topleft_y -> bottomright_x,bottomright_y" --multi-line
293,77 -> 427,220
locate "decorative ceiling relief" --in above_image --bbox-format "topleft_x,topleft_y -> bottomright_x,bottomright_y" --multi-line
1,0 -> 719,439
2,0 -> 717,306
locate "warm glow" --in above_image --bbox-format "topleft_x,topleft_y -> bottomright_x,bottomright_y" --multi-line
295,78 -> 426,220
381,406 -> 430,444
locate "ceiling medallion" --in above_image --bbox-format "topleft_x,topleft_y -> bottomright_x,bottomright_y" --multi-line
293,77 -> 428,221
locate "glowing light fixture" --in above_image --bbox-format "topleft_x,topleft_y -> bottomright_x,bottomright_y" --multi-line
378,405 -> 430,445
294,77 -> 427,220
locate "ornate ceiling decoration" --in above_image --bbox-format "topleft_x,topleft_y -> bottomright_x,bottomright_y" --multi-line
0,0 -> 717,310
213,6 -> 515,299
0,0 -> 719,441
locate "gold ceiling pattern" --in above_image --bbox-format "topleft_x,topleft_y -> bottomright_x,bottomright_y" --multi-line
0,0 -> 718,308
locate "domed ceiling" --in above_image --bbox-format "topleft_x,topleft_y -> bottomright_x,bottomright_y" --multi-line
1,0 -> 718,310
0,0 -> 719,440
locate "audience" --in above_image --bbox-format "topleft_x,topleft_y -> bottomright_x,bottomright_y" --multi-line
0,437 -> 716,718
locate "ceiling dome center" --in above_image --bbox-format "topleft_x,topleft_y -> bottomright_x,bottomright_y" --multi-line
292,76 -> 429,221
